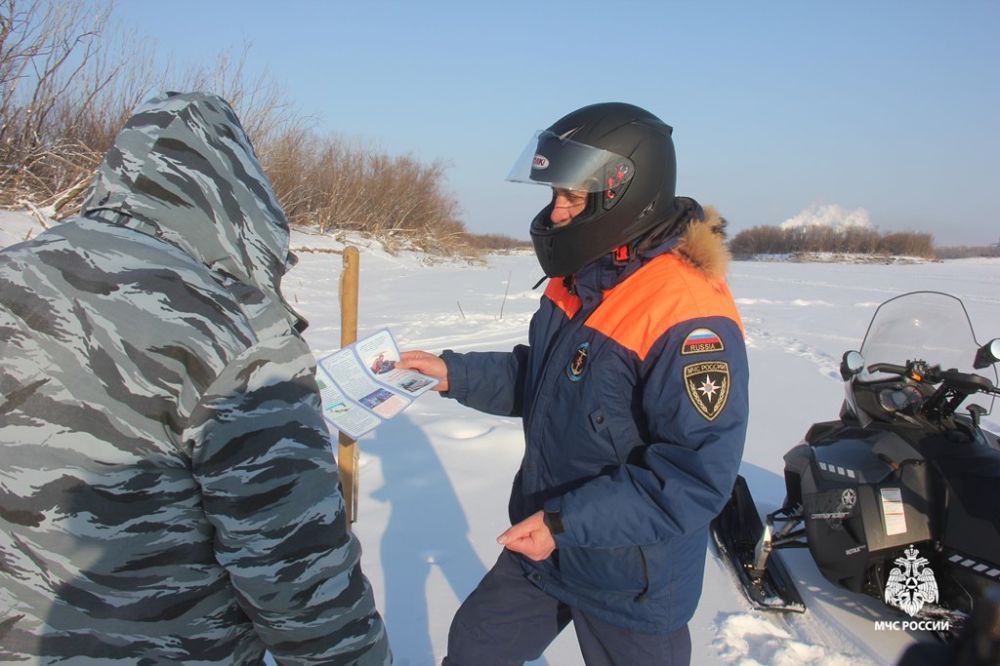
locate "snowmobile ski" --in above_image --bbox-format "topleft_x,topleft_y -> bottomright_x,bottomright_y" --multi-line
711,475 -> 805,613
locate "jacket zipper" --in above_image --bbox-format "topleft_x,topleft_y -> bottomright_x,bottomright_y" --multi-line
527,298 -> 601,453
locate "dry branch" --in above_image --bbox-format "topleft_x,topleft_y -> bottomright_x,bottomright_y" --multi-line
19,198 -> 50,228
1,0 -> 477,258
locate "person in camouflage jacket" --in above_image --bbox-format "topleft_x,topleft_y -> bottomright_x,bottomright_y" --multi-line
0,92 -> 390,665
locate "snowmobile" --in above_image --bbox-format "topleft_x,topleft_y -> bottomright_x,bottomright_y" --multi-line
712,291 -> 1000,634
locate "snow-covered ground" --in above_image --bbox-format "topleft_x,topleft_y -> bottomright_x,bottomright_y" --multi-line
4,210 -> 999,665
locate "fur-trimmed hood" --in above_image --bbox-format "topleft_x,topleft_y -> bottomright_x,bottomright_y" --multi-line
673,205 -> 732,280
561,202 -> 733,303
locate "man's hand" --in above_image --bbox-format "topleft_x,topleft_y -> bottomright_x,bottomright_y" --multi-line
397,351 -> 449,392
497,511 -> 556,561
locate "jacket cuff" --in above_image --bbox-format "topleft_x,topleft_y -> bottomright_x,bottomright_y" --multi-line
439,350 -> 467,402
543,497 -> 567,544
543,510 -> 564,535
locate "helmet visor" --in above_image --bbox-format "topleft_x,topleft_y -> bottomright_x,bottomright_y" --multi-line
507,130 -> 635,193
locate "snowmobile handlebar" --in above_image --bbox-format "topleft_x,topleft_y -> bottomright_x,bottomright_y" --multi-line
936,368 -> 1000,395
865,362 -> 998,395
866,362 -> 910,377
864,361 -> 1000,421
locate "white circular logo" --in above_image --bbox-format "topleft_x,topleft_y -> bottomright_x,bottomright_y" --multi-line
532,154 -> 549,170
841,488 -> 857,508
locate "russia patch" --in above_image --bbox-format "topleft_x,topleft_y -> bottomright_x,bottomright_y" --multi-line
681,327 -> 724,355
684,361 -> 730,421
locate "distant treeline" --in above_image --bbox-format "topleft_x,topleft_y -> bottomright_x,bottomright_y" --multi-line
0,0 -> 522,257
729,225 -> 939,259
934,244 -> 1000,259
464,233 -> 532,251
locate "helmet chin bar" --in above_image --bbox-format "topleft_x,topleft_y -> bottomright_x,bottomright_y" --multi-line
530,205 -> 649,277
530,205 -> 588,277
530,195 -> 692,278
530,188 -> 624,276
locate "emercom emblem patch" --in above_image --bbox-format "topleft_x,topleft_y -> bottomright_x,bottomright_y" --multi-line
681,327 -> 724,355
684,361 -> 730,421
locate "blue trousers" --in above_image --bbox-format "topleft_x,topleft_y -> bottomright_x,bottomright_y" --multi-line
443,551 -> 691,666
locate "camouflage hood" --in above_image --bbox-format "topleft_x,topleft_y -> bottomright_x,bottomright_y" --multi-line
83,91 -> 304,330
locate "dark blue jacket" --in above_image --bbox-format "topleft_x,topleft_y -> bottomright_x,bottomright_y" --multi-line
441,211 -> 748,633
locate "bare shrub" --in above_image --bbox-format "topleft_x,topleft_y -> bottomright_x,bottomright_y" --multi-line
840,226 -> 880,254
1,0 -> 476,259
259,129 -> 475,257
0,0 -> 179,215
729,225 -> 789,257
2,0 -> 116,208
877,231 -> 934,258
178,44 -> 298,151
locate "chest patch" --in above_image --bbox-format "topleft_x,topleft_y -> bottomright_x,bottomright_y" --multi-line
567,342 -> 590,382
684,361 -> 730,421
681,327 -> 724,355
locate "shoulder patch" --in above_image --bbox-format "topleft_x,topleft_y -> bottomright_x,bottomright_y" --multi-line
681,327 -> 724,355
684,361 -> 730,421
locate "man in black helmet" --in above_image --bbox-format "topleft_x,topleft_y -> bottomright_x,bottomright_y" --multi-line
400,103 -> 748,664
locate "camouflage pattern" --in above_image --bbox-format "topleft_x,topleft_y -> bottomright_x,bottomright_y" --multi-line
0,92 -> 390,664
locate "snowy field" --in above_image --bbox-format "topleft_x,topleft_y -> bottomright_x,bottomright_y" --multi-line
3,210 -> 999,665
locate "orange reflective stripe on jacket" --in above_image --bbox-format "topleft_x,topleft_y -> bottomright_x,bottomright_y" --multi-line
544,253 -> 744,361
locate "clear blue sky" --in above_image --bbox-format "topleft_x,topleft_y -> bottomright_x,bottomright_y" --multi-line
113,1 -> 1000,245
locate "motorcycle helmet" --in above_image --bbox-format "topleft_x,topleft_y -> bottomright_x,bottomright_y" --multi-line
508,102 -> 678,277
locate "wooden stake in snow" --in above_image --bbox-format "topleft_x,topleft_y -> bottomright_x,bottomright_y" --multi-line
338,246 -> 361,525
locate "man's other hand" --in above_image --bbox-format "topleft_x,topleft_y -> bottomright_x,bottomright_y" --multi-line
497,511 -> 556,561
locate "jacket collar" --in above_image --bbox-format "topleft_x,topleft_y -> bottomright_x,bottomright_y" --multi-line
565,202 -> 731,307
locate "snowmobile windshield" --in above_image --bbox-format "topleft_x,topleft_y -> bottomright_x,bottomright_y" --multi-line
859,291 -> 997,414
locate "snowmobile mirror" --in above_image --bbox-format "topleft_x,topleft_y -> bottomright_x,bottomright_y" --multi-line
840,350 -> 865,380
974,338 -> 1000,369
